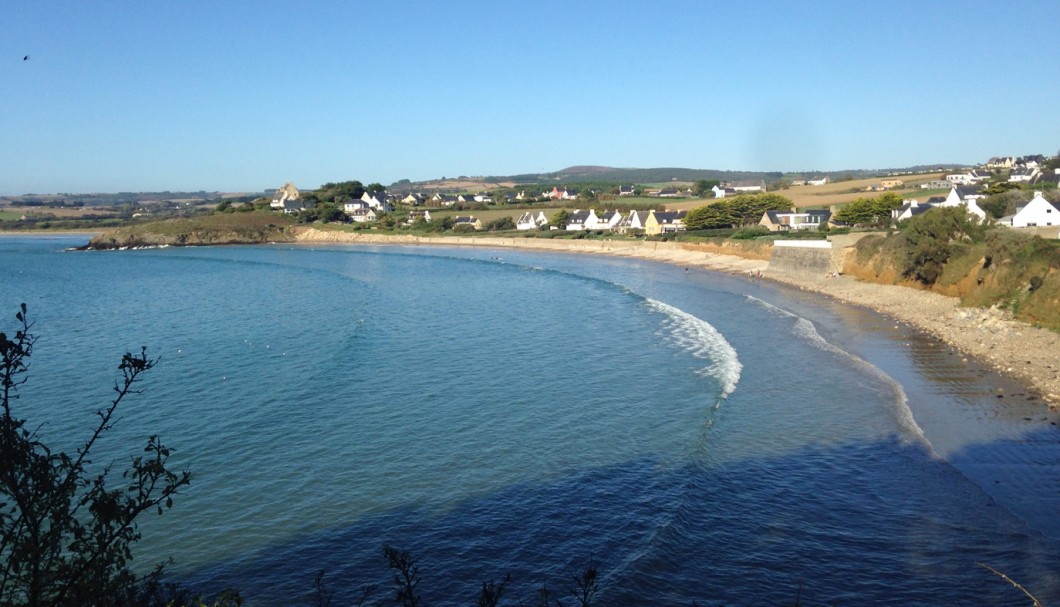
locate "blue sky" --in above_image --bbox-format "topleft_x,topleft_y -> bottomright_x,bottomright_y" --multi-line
3,1 -> 1058,194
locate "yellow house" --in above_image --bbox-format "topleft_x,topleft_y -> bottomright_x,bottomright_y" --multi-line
881,179 -> 904,189
644,210 -> 688,235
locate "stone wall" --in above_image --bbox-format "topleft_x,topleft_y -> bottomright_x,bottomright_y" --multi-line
769,244 -> 836,274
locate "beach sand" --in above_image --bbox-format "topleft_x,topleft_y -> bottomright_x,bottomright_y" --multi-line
292,227 -> 1060,410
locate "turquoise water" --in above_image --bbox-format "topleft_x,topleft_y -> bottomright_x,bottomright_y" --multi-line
1,236 -> 1058,605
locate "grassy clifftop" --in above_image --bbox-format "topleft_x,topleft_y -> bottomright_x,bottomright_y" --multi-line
84,212 -> 296,249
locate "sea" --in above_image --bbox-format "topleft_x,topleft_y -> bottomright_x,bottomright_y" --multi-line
1,235 -> 1058,606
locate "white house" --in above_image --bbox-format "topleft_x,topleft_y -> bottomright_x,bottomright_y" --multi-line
807,176 -> 830,186
729,179 -> 766,193
946,173 -> 975,185
1008,168 -> 1039,183
939,187 -> 986,220
361,191 -> 393,212
432,193 -> 457,206
348,208 -> 377,223
616,210 -> 650,233
590,210 -> 623,230
516,211 -> 549,230
343,200 -> 370,213
565,209 -> 599,231
1009,192 -> 1060,227
759,209 -> 832,231
891,200 -> 935,222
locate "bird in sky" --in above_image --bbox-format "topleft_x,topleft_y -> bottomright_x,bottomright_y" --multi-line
23,55 -> 29,61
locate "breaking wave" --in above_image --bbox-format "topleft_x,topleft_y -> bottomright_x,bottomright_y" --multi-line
645,298 -> 742,401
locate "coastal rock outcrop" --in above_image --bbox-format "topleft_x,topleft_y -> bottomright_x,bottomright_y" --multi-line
82,215 -> 295,250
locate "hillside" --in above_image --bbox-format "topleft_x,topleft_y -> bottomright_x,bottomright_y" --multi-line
83,211 -> 296,249
390,164 -> 964,194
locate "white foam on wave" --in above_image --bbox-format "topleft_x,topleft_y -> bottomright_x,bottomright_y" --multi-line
645,298 -> 742,400
746,295 -> 936,455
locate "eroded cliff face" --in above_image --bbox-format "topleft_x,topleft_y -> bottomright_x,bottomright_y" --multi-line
843,235 -> 1060,330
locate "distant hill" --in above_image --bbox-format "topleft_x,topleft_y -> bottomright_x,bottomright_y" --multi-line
0,191 -> 260,207
391,164 -> 967,192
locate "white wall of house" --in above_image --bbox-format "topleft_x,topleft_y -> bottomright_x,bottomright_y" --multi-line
1011,192 -> 1060,227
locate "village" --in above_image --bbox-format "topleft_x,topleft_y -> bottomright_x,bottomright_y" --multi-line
267,153 -> 1060,237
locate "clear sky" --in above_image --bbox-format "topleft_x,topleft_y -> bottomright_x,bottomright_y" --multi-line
4,1 -> 1058,194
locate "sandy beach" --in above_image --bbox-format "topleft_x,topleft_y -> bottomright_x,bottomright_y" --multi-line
292,227 -> 1060,410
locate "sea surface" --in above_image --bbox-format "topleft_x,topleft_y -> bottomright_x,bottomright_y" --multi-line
1,235 -> 1059,606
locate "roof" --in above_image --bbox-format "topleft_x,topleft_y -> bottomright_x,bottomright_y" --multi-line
729,180 -> 765,188
652,211 -> 687,224
897,203 -> 934,218
1015,194 -> 1060,214
567,210 -> 591,223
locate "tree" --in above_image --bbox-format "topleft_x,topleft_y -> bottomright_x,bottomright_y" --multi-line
0,305 -> 192,607
899,206 -> 986,284
550,209 -> 571,229
979,189 -> 1030,219
684,203 -> 732,230
692,179 -> 720,198
684,193 -> 791,230
484,216 -> 515,231
834,193 -> 902,227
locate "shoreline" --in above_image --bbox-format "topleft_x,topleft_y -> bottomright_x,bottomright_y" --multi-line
291,227 -> 1060,409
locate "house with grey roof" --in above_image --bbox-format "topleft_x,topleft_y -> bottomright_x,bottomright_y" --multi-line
759,208 -> 832,232
516,211 -> 549,230
940,186 -> 986,220
452,216 -> 482,230
565,209 -> 598,231
892,201 -> 935,222
616,210 -> 650,233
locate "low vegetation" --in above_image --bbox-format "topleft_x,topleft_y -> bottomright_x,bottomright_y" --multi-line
849,207 -> 1060,329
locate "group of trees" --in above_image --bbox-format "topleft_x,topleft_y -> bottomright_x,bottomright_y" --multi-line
832,192 -> 904,227
684,193 -> 794,230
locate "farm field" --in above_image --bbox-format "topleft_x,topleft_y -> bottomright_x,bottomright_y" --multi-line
0,205 -> 122,218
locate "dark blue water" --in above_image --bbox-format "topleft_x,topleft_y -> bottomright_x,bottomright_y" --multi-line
1,236 -> 1058,605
